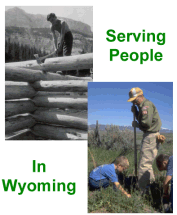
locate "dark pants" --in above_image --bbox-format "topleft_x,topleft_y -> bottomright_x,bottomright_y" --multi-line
57,31 -> 73,57
170,183 -> 173,211
57,31 -> 75,75
89,178 -> 110,191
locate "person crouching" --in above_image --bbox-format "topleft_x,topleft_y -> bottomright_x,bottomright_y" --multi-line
89,156 -> 131,198
156,154 -> 173,212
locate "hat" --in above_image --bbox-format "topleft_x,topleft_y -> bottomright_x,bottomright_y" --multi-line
127,87 -> 143,102
47,13 -> 56,21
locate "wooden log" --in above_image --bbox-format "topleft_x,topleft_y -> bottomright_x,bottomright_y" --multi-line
36,91 -> 87,98
5,67 -> 92,82
31,80 -> 88,92
32,109 -> 87,130
6,115 -> 36,134
5,81 -> 36,100
5,130 -> 37,140
32,124 -> 87,140
5,100 -> 37,118
32,95 -> 87,110
6,53 -> 93,72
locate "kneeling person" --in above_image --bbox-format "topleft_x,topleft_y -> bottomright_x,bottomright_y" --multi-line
89,156 -> 131,198
156,154 -> 173,212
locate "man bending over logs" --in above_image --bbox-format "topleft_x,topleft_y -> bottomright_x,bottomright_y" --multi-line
47,13 -> 74,75
47,13 -> 73,57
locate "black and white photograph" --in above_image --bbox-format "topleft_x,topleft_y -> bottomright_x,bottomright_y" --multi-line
5,6 -> 93,140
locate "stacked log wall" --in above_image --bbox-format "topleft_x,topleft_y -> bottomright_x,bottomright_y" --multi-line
5,54 -> 92,140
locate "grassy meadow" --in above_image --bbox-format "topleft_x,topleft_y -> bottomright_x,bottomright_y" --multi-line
88,126 -> 173,213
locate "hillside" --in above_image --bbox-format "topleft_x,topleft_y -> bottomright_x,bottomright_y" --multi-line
89,124 -> 173,133
5,7 -> 93,55
5,7 -> 92,35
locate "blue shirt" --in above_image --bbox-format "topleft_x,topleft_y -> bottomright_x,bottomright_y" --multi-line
89,164 -> 118,182
167,156 -> 173,184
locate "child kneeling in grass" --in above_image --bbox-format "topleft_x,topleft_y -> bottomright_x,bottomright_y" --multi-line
89,156 -> 131,198
156,154 -> 173,212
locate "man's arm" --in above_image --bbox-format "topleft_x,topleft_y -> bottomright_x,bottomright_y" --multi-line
131,105 -> 139,120
114,182 -> 131,198
51,28 -> 58,51
131,106 -> 139,128
58,21 -> 66,52
139,102 -> 153,129
163,175 -> 172,195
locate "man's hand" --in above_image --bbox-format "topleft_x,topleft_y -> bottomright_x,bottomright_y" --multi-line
132,121 -> 139,128
131,105 -> 137,114
57,42 -> 63,55
57,45 -> 62,53
53,48 -> 58,56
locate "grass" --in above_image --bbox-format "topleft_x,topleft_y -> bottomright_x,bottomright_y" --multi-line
88,131 -> 173,213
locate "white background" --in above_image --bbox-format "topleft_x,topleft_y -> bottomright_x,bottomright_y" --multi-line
1,0 -> 176,214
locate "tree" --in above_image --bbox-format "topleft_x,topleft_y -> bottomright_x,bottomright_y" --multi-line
5,39 -> 49,62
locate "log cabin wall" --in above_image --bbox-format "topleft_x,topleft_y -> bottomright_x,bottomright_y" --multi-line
5,54 -> 93,140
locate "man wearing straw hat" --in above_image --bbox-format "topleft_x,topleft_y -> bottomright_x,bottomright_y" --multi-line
127,87 -> 162,192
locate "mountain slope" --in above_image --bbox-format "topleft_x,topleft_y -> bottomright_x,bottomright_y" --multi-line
5,7 -> 93,55
5,7 -> 93,36
88,124 -> 173,133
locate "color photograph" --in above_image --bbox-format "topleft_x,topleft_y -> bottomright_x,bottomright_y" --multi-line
88,82 -> 173,213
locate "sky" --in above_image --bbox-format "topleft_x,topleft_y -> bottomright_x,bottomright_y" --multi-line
88,82 -> 173,130
5,6 -> 93,30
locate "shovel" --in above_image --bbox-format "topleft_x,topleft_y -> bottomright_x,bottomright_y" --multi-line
133,104 -> 138,177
